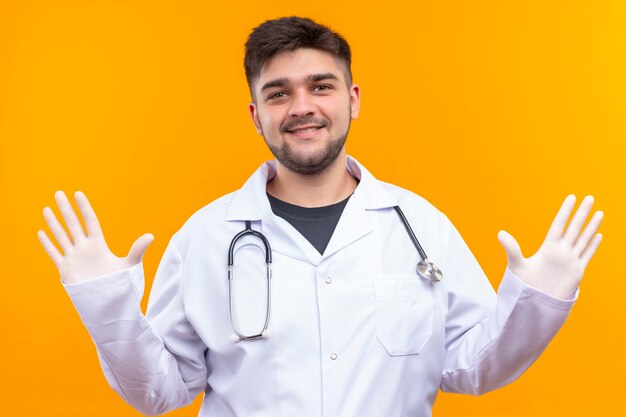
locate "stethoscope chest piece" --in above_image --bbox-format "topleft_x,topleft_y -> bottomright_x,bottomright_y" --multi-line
417,259 -> 443,282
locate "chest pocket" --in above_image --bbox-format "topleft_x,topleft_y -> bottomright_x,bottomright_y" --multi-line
374,276 -> 434,356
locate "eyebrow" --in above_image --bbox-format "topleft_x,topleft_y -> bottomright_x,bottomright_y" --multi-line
309,72 -> 339,83
260,72 -> 340,92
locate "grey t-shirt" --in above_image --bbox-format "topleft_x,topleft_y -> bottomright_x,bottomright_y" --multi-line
267,192 -> 351,255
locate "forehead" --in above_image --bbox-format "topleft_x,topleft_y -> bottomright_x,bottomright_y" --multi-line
257,48 -> 346,86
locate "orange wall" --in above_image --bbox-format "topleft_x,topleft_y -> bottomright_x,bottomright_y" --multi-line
1,1 -> 624,416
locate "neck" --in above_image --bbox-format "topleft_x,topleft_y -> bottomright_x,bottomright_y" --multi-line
267,152 -> 357,207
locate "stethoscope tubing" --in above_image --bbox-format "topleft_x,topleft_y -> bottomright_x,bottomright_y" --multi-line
393,206 -> 428,261
228,220 -> 273,340
228,221 -> 272,266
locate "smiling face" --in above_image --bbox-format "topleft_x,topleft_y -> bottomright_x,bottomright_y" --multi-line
249,48 -> 360,176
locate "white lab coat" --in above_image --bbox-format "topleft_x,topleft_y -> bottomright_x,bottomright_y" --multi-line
64,156 -> 576,417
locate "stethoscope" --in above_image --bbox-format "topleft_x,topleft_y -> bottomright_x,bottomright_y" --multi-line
227,205 -> 443,341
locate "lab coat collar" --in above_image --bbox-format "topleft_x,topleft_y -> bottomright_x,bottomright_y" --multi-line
346,156 -> 399,209
225,155 -> 398,264
225,155 -> 398,222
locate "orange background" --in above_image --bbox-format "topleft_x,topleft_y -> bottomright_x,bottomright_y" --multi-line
1,1 -> 624,416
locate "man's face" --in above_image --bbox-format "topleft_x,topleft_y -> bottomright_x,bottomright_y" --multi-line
249,48 -> 360,176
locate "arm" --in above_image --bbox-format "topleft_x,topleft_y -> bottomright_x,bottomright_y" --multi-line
440,195 -> 603,394
38,191 -> 207,415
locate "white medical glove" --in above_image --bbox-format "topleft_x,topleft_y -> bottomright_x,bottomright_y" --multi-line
38,190 -> 154,284
498,195 -> 603,300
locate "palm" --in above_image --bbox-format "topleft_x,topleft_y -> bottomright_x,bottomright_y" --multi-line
499,195 -> 603,299
59,238 -> 120,283
38,191 -> 153,284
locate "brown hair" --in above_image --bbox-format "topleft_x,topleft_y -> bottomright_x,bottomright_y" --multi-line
244,16 -> 352,94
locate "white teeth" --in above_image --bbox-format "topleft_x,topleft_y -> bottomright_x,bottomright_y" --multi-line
291,127 -> 320,134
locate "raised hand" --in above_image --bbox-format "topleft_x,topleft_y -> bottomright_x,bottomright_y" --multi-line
38,191 -> 154,284
498,195 -> 603,299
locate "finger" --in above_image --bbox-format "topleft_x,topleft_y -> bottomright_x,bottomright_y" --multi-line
573,210 -> 604,256
55,190 -> 86,242
43,206 -> 73,253
563,195 -> 594,244
37,230 -> 64,268
74,191 -> 103,238
126,233 -> 154,265
498,230 -> 524,269
545,194 -> 577,241
580,233 -> 603,269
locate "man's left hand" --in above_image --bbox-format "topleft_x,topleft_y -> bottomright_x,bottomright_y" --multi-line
498,195 -> 603,299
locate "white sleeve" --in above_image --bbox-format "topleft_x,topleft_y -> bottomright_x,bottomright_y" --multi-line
63,239 -> 207,415
439,217 -> 576,395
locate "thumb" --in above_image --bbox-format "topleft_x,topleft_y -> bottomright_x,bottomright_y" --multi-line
126,233 -> 155,265
498,230 -> 524,269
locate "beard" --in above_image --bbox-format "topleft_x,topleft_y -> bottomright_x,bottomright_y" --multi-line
265,114 -> 350,176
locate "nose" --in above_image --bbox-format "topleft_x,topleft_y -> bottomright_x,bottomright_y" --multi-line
288,89 -> 316,118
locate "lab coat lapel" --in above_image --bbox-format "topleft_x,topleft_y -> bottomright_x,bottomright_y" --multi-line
261,213 -> 322,265
225,160 -> 321,265
322,157 -> 398,259
321,193 -> 372,259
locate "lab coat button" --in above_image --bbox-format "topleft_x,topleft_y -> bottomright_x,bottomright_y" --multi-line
330,353 -> 338,360
325,277 -> 332,284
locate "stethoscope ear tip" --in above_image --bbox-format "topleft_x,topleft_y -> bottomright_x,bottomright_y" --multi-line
230,334 -> 240,343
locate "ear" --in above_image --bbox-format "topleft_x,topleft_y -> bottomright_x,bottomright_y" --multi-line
349,84 -> 361,119
248,102 -> 263,135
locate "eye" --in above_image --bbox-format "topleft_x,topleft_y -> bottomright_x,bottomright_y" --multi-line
267,91 -> 288,101
313,84 -> 333,92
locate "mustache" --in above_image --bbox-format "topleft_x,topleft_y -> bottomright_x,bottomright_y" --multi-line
281,117 -> 329,133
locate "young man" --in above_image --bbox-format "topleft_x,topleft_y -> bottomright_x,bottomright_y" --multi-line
39,17 -> 603,417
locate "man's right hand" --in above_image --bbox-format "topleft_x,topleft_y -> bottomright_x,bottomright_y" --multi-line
38,191 -> 154,284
